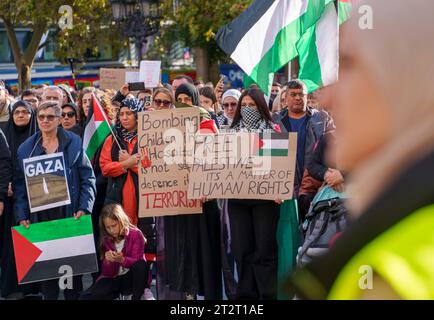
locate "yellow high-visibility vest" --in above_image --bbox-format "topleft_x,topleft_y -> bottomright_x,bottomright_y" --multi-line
328,204 -> 434,300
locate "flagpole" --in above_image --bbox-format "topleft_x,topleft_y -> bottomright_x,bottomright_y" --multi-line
91,93 -> 124,151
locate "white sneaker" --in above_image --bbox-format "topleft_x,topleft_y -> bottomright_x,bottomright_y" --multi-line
142,288 -> 155,300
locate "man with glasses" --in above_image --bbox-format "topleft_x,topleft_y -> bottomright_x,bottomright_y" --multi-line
60,103 -> 82,137
21,89 -> 40,111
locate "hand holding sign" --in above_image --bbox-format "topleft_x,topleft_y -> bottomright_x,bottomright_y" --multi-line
74,210 -> 86,220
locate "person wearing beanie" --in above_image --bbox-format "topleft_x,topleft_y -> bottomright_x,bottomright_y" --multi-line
175,83 -> 200,106
162,83 -> 223,300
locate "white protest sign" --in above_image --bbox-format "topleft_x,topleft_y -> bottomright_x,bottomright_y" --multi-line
139,60 -> 161,88
125,71 -> 140,83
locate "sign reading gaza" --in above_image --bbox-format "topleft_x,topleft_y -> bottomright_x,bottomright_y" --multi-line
23,153 -> 71,213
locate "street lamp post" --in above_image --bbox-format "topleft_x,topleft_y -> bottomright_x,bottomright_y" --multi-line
110,0 -> 161,65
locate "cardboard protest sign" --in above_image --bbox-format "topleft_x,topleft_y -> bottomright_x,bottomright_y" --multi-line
188,132 -> 297,200
139,60 -> 161,88
12,215 -> 98,284
23,152 -> 71,213
99,68 -> 138,90
138,108 -> 202,217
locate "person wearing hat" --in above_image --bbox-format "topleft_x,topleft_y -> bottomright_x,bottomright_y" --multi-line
160,83 -> 222,300
60,103 -> 82,137
217,89 -> 241,128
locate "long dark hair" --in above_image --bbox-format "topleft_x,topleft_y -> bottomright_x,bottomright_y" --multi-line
230,88 -> 274,128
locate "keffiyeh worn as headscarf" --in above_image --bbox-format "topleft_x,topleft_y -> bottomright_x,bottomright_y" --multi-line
116,97 -> 144,143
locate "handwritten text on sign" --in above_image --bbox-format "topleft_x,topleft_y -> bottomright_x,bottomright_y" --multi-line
187,132 -> 297,200
138,108 -> 201,217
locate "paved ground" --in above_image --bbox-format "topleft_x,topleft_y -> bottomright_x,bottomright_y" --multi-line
0,271 -> 157,300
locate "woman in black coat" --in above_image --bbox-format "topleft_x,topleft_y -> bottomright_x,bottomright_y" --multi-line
0,101 -> 36,298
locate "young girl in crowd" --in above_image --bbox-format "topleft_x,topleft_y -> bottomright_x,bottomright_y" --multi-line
90,203 -> 148,300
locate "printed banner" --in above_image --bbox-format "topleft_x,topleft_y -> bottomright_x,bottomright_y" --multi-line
12,215 -> 98,284
23,152 -> 71,213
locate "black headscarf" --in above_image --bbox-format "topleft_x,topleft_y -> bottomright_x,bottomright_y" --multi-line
175,83 -> 200,106
3,100 -> 37,164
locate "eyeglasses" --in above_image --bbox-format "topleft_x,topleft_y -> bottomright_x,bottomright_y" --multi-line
61,111 -> 76,118
223,102 -> 237,108
154,99 -> 171,107
288,92 -> 306,98
38,114 -> 58,122
13,110 -> 31,116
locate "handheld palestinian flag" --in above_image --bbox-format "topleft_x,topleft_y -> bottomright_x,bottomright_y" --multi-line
83,93 -> 111,162
252,133 -> 289,157
12,215 -> 98,284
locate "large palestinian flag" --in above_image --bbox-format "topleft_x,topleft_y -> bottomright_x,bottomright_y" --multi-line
12,215 -> 98,284
216,0 -> 333,95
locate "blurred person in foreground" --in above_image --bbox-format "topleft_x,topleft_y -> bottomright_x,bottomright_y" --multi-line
286,0 -> 434,300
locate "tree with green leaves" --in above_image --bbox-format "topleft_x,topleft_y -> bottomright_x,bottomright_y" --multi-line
158,0 -> 252,82
0,0 -> 122,91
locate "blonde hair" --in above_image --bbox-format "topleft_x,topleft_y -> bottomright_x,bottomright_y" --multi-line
98,203 -> 137,259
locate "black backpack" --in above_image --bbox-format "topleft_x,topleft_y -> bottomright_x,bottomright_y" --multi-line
297,198 -> 350,267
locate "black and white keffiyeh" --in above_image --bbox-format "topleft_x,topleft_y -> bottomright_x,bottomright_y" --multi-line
231,107 -> 274,132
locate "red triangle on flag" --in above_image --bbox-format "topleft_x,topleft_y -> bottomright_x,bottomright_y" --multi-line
12,229 -> 42,283
92,94 -> 107,122
251,134 -> 264,155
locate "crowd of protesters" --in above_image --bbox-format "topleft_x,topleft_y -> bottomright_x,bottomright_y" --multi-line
1,2 -> 434,299
0,74 -> 334,300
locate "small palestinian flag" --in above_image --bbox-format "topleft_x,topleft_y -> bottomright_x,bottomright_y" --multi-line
12,215 -> 98,284
252,133 -> 289,157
